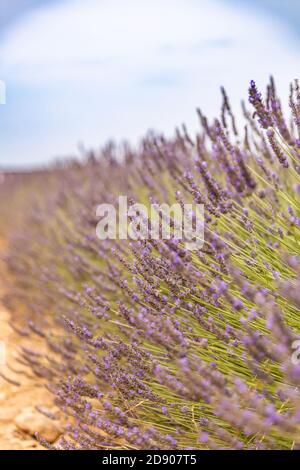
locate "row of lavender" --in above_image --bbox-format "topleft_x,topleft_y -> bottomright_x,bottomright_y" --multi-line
4,78 -> 300,449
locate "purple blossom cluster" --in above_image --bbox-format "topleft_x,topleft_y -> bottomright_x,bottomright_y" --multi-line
2,78 -> 300,450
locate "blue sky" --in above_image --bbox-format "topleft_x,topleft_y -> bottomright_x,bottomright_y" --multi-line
0,0 -> 300,168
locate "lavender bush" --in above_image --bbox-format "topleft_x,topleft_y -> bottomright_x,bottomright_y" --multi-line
4,78 -> 300,450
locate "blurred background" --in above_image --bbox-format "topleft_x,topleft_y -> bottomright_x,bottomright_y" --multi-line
0,0 -> 299,169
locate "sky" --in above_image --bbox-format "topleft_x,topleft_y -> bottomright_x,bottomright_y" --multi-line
0,0 -> 300,168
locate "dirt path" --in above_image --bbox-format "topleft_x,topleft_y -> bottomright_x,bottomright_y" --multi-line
0,303 -> 45,449
0,242 -> 61,450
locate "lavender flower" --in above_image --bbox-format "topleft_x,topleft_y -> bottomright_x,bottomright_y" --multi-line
3,77 -> 300,450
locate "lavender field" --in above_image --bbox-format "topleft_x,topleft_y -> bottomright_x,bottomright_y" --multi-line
1,78 -> 300,450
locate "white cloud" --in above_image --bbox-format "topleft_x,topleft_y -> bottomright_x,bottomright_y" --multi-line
0,0 -> 299,166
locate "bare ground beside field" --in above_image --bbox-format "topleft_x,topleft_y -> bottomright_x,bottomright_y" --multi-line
0,238 -> 61,450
